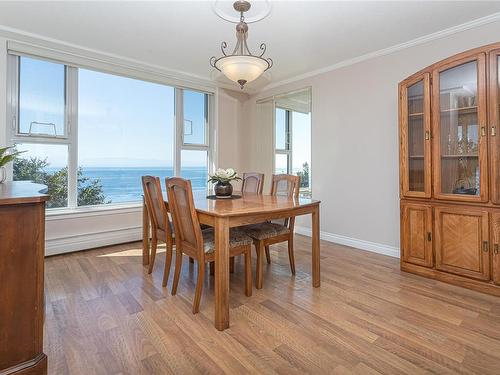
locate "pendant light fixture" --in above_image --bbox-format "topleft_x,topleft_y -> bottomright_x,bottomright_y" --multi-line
210,0 -> 273,89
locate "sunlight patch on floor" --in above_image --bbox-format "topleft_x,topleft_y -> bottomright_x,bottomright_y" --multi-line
97,247 -> 165,258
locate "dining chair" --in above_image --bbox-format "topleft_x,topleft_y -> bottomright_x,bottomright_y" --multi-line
165,177 -> 253,314
241,172 -> 265,194
141,176 -> 175,287
242,174 -> 301,289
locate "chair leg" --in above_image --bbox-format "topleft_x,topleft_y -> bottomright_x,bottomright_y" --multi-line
256,241 -> 264,289
162,240 -> 173,287
265,245 -> 271,264
171,250 -> 183,295
288,236 -> 296,275
230,256 -> 235,273
210,261 -> 215,276
192,261 -> 205,314
244,248 -> 252,297
148,235 -> 158,274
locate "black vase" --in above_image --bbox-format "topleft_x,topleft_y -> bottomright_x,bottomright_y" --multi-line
214,182 -> 233,197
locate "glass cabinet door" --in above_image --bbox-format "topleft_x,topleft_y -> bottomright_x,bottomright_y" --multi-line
490,50 -> 500,204
400,74 -> 431,198
433,54 -> 488,202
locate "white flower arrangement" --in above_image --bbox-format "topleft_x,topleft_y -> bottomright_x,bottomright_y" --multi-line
208,168 -> 242,184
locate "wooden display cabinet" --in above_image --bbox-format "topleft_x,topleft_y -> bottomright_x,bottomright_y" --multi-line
399,42 -> 500,296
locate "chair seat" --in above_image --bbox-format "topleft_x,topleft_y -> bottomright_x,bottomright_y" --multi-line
241,222 -> 290,241
202,228 -> 253,254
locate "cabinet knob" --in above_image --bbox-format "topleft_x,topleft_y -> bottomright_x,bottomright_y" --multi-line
483,241 -> 489,252
492,126 -> 497,137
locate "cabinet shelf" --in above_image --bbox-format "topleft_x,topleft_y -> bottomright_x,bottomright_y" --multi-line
409,155 -> 424,159
441,154 -> 478,158
409,112 -> 424,117
440,106 -> 477,115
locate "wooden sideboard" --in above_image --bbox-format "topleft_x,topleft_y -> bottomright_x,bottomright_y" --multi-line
399,42 -> 500,296
0,182 -> 49,375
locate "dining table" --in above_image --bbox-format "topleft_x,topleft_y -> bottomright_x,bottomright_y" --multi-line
142,192 -> 321,331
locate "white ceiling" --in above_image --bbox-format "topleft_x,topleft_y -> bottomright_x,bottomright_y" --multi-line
0,1 -> 500,91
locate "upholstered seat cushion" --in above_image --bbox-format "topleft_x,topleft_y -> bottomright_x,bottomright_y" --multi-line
241,222 -> 290,240
202,228 -> 253,254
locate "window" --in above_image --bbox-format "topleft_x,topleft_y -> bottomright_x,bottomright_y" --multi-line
9,55 -> 213,210
78,68 -> 175,206
274,105 -> 311,197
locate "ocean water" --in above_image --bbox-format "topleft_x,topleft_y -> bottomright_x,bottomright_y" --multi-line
80,166 -> 208,204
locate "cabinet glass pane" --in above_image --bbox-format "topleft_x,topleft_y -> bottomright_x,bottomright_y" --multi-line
407,80 -> 425,192
439,61 -> 479,196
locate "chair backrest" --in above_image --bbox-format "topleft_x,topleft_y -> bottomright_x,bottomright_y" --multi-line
142,176 -> 169,233
165,177 -> 203,257
241,172 -> 265,194
271,174 -> 300,198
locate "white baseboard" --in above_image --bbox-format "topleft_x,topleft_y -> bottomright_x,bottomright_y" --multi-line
295,225 -> 400,259
45,227 -> 142,256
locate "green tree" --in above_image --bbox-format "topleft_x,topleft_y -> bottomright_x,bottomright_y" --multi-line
297,162 -> 309,188
13,156 -> 109,208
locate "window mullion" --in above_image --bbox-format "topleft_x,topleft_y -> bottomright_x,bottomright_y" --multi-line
66,66 -> 78,208
174,88 -> 183,176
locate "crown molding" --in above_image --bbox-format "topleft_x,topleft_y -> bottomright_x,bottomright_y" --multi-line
260,11 -> 500,92
0,23 -> 250,94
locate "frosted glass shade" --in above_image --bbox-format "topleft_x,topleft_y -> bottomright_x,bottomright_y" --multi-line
215,55 -> 269,84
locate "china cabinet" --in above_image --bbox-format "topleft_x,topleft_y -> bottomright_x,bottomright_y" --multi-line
399,42 -> 500,296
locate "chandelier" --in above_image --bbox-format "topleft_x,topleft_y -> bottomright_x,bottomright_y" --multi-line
210,0 -> 273,89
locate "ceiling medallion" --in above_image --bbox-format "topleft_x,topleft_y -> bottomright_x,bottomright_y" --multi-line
210,0 -> 273,89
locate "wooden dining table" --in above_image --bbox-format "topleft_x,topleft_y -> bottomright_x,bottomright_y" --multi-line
142,192 -> 321,331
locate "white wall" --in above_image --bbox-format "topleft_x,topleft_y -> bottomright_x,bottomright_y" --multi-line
0,36 -> 247,255
240,19 -> 500,257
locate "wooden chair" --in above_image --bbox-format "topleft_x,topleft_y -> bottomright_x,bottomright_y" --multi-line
165,177 -> 253,314
241,172 -> 265,194
141,176 -> 175,287
242,174 -> 300,289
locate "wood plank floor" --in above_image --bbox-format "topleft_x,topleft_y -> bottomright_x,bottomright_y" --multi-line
44,235 -> 500,374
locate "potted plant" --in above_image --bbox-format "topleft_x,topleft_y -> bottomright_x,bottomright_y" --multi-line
208,168 -> 241,198
0,146 -> 25,183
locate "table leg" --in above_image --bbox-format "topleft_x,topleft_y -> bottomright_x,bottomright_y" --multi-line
142,198 -> 150,266
214,216 -> 230,331
312,205 -> 321,287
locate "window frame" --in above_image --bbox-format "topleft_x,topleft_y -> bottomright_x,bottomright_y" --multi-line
7,54 -> 214,212
274,106 -> 293,174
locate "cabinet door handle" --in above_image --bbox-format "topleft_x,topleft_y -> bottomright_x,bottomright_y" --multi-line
425,131 -> 430,141
492,126 -> 497,137
494,244 -> 499,255
483,241 -> 489,252
427,232 -> 432,242
481,126 -> 487,137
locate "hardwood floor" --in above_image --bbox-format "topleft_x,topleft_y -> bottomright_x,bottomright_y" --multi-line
44,235 -> 500,374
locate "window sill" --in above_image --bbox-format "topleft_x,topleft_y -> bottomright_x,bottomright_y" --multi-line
46,202 -> 143,221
